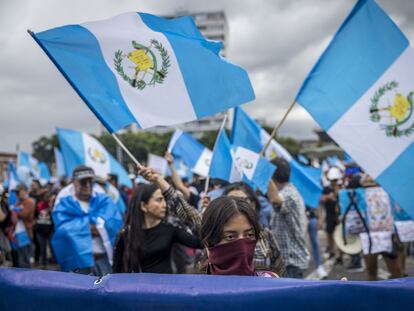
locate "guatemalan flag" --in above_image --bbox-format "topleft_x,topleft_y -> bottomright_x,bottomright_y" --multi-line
209,128 -> 276,194
31,13 -> 255,132
295,0 -> 414,218
231,107 -> 322,208
18,152 -> 40,179
57,128 -> 132,188
168,129 -> 212,177
54,147 -> 67,177
8,162 -> 31,250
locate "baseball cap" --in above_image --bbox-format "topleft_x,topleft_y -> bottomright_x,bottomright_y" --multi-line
72,165 -> 95,180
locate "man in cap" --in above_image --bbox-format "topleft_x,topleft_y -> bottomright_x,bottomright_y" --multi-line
52,165 -> 122,276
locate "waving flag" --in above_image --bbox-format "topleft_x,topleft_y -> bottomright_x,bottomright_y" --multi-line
295,0 -> 414,218
38,162 -> 51,183
57,128 -> 132,188
31,13 -> 254,132
209,129 -> 241,183
168,129 -> 212,177
231,107 -> 322,208
54,147 -> 67,177
18,152 -> 40,178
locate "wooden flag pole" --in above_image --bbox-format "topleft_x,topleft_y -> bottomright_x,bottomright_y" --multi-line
203,113 -> 229,195
261,100 -> 297,156
112,133 -> 143,168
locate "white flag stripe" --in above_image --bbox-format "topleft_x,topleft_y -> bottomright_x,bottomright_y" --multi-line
82,133 -> 111,177
328,46 -> 414,178
82,13 -> 195,128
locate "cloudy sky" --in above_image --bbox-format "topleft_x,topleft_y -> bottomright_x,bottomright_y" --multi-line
1,0 -> 413,153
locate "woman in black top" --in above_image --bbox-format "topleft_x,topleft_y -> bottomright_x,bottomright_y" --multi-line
112,167 -> 201,273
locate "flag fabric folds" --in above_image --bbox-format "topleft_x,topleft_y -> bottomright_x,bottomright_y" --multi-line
231,107 -> 322,208
1,269 -> 413,311
18,152 -> 40,179
168,129 -> 212,177
54,147 -> 67,177
38,162 -> 51,183
57,128 -> 132,188
32,12 -> 255,132
295,0 -> 414,218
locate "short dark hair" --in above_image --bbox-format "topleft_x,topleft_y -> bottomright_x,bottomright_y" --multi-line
200,196 -> 261,248
271,157 -> 291,183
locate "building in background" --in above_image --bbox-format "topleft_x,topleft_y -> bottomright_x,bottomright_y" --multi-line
0,152 -> 17,182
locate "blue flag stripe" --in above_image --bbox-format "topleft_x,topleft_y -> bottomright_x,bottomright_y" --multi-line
295,0 -> 409,131
32,27 -> 139,132
140,13 -> 255,118
377,143 -> 414,219
57,128 -> 85,175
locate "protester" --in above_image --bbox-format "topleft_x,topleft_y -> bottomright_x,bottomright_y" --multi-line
320,166 -> 343,262
112,167 -> 201,273
34,191 -> 54,268
12,183 -> 36,268
306,204 -> 327,278
0,186 -> 12,265
222,182 -> 286,276
200,195 -> 278,277
267,157 -> 310,278
52,165 -> 122,276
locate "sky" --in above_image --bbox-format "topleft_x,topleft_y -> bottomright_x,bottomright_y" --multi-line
1,0 -> 413,153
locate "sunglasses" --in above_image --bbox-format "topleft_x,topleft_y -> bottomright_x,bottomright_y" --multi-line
79,179 -> 93,187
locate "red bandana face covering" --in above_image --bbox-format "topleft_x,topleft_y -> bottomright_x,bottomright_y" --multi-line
207,239 -> 257,276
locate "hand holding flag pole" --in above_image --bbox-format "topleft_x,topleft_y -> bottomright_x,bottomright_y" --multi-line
204,113 -> 228,195
261,100 -> 297,156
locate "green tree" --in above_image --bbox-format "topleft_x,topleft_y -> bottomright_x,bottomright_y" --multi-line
32,134 -> 58,166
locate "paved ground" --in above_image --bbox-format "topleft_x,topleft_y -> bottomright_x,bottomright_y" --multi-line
305,230 -> 414,281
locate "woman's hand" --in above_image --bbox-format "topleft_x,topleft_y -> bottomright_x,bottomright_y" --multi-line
138,166 -> 170,192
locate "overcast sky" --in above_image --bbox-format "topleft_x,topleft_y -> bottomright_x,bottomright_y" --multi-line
1,0 -> 413,153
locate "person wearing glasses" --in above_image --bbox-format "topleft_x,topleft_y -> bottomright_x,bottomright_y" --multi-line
52,165 -> 122,276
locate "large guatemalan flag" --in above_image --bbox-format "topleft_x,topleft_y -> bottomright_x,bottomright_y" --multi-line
231,107 -> 322,208
295,0 -> 414,218
31,13 -> 255,132
57,128 -> 132,188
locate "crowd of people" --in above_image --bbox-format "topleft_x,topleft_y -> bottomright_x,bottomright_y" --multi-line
0,152 -> 413,281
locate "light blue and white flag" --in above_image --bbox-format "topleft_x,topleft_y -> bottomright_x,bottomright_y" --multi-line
209,129 -> 242,184
7,162 -> 31,249
231,107 -> 322,208
295,0 -> 414,218
31,13 -> 255,132
38,162 -> 51,184
18,152 -> 40,179
105,182 -> 126,215
231,145 -> 276,194
57,128 -> 132,188
54,147 -> 67,177
168,129 -> 212,177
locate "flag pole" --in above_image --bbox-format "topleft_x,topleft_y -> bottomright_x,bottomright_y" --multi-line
204,113 -> 228,195
261,100 -> 297,156
111,133 -> 142,168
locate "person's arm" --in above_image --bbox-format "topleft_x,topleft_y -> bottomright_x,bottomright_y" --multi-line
164,152 -> 191,201
16,199 -> 35,220
173,225 -> 202,249
0,206 -> 6,222
267,180 -> 283,208
138,166 -> 201,232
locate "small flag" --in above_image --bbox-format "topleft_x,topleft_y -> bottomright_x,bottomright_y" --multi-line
31,13 -> 254,132
57,128 -> 132,187
231,107 -> 322,208
168,129 -> 212,177
18,152 -> 40,179
54,147 -> 67,177
295,0 -> 414,218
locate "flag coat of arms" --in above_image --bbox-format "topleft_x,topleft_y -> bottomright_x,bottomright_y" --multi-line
57,128 -> 132,187
31,13 -> 255,132
295,0 -> 414,218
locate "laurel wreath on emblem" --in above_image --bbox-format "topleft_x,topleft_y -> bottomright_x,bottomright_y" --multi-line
369,81 -> 414,137
114,39 -> 170,90
88,147 -> 107,164
236,157 -> 254,170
